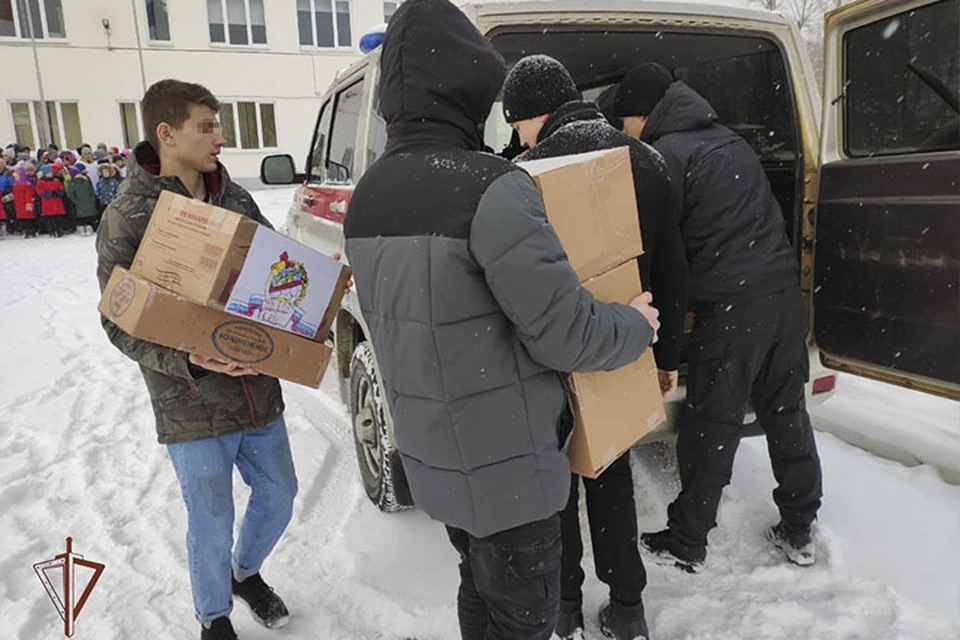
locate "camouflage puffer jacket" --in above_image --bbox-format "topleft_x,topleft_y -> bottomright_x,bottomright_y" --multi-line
96,142 -> 284,444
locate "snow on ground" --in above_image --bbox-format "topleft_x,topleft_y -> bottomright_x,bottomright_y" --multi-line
0,189 -> 958,640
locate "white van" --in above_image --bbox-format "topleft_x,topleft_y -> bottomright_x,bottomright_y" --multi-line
261,0 -> 960,511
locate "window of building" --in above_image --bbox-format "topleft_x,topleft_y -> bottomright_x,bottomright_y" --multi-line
145,0 -> 170,41
383,0 -> 402,23
0,0 -> 65,39
9,101 -> 82,150
119,102 -> 143,149
208,0 -> 265,45
844,0 -> 959,157
218,101 -> 277,150
298,0 -> 351,48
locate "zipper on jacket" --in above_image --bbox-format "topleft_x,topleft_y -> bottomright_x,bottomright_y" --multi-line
240,378 -> 261,428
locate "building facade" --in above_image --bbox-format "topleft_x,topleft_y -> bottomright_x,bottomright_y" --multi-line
0,0 -> 404,183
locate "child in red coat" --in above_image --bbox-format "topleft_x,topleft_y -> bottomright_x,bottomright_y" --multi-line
36,165 -> 67,237
12,164 -> 38,238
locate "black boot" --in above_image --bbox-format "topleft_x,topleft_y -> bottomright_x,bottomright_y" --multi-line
200,617 -> 237,640
640,529 -> 705,573
767,521 -> 815,566
232,573 -> 291,629
554,598 -> 584,639
599,599 -> 650,640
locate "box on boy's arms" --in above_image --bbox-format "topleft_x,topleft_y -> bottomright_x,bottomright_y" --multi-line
567,261 -> 667,479
130,191 -> 351,342
518,147 -> 643,281
519,147 -> 664,478
100,266 -> 332,388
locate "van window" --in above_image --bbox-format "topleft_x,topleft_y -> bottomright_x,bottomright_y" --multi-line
328,79 -> 366,181
308,100 -> 332,183
367,93 -> 388,168
844,0 -> 960,157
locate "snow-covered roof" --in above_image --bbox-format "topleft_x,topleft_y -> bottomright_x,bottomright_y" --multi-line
461,0 -> 788,26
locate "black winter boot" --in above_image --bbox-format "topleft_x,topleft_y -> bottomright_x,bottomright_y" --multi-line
640,529 -> 705,573
599,599 -> 650,640
200,617 -> 238,640
767,521 -> 816,566
553,598 -> 585,639
232,573 -> 291,629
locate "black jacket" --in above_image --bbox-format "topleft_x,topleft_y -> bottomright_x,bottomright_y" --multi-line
641,82 -> 798,307
518,101 -> 688,370
343,0 -> 651,536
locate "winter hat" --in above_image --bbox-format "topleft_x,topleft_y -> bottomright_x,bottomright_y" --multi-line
502,55 -> 580,124
67,166 -> 81,179
39,165 -> 54,178
112,154 -> 125,163
614,63 -> 674,118
75,162 -> 86,172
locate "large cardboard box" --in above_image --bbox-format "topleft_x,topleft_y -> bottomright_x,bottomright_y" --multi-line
567,261 -> 667,479
518,147 -> 643,281
131,191 -> 351,342
100,267 -> 332,388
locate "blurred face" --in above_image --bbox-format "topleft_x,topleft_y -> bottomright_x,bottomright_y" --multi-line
622,116 -> 648,139
511,115 -> 549,150
157,104 -> 227,174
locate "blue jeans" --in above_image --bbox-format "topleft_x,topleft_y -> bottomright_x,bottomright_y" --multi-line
168,417 -> 298,624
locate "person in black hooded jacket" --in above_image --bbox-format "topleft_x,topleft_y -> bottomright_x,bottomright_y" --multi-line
502,54 -> 687,640
343,2 -> 661,639
615,63 -> 823,573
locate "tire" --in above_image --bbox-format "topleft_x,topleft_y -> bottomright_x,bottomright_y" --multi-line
349,341 -> 414,512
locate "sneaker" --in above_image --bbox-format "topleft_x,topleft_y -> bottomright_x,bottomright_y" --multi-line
599,599 -> 650,640
201,617 -> 238,640
553,599 -> 585,640
640,529 -> 705,574
767,521 -> 816,566
232,573 -> 291,629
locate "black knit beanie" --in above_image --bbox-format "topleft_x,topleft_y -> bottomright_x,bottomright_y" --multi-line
502,55 -> 580,123
614,63 -> 674,118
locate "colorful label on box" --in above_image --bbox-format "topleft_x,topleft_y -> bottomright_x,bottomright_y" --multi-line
225,229 -> 342,339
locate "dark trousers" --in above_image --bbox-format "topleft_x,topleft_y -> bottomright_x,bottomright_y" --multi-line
42,215 -> 65,237
446,515 -> 562,640
668,288 -> 823,551
560,453 -> 646,607
20,218 -> 38,237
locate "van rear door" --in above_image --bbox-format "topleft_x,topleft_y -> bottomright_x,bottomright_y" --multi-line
814,0 -> 959,399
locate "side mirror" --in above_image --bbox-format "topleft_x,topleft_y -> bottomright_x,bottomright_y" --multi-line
260,154 -> 302,185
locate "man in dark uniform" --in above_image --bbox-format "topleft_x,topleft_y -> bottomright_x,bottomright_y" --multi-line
615,62 -> 823,573
501,55 -> 688,640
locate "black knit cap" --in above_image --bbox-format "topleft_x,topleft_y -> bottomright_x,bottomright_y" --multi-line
614,63 -> 674,118
502,55 -> 580,123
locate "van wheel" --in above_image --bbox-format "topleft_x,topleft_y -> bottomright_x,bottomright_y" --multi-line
349,342 -> 414,512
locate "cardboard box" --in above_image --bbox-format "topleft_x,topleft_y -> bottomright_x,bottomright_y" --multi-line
131,191 -> 351,342
518,147 -> 643,281
567,261 -> 667,479
100,267 -> 332,388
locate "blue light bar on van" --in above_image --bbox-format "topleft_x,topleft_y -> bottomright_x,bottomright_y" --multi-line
359,24 -> 387,54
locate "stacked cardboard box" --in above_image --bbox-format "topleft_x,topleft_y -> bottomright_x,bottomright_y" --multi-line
99,191 -> 350,388
519,148 -> 667,478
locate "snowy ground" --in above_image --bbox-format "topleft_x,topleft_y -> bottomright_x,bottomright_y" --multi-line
0,189 -> 958,640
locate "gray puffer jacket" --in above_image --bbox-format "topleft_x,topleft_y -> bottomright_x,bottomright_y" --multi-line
343,0 -> 653,538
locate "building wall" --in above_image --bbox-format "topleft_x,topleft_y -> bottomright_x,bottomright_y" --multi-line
0,0 -> 393,181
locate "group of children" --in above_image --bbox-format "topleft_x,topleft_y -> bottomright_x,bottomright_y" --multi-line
0,143 -> 127,240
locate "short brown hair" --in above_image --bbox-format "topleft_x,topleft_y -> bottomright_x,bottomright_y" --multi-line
141,79 -> 220,149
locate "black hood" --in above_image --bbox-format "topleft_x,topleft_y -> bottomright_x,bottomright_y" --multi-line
538,101 -> 606,143
641,82 -> 719,143
378,0 -> 505,151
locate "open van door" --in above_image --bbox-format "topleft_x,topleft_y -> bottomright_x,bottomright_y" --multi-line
815,0 -> 959,400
